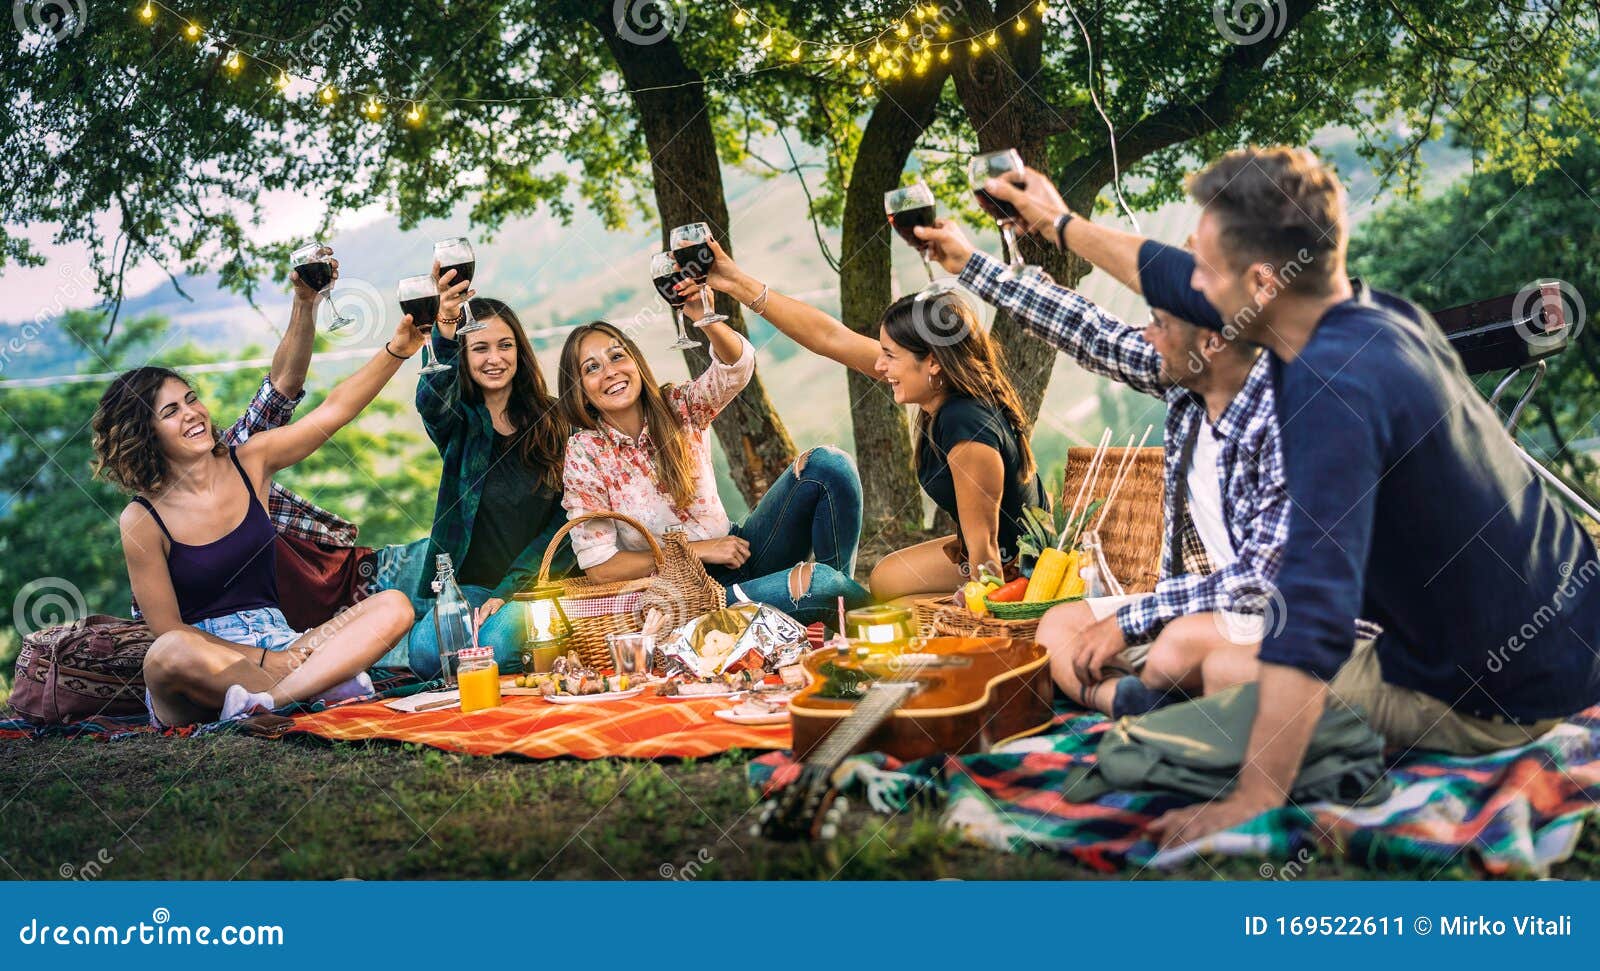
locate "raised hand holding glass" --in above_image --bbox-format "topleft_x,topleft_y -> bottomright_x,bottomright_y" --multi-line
668,222 -> 728,325
290,242 -> 356,330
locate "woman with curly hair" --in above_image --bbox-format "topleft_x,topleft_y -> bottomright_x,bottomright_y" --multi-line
95,254 -> 424,727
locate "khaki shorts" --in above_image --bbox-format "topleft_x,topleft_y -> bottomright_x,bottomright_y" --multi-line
1086,595 -> 1266,669
1328,638 -> 1562,756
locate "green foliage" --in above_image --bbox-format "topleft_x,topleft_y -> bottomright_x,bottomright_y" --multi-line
1349,69 -> 1600,489
0,311 -> 434,680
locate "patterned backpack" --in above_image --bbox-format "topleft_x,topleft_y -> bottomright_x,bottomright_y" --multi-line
9,615 -> 153,724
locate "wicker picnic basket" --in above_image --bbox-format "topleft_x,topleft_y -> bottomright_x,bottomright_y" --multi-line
524,511 -> 725,670
915,446 -> 1166,642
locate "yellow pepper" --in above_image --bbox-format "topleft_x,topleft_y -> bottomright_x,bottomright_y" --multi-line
962,581 -> 991,616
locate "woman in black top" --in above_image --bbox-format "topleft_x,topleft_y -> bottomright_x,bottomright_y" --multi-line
700,241 -> 1045,599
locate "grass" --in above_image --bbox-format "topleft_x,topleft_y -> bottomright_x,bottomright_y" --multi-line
5,733 -> 1600,881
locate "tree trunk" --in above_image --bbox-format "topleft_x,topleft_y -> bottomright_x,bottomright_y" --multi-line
595,15 -> 796,504
949,0 -> 1091,424
840,68 -> 949,529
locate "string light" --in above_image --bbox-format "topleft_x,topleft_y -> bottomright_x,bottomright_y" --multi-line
183,21 -> 199,39
318,83 -> 336,104
985,30 -> 999,46
1034,0 -> 1048,13
1015,17 -> 1028,33
405,102 -> 424,125
138,2 -> 153,21
968,39 -> 981,55
733,8 -> 748,25
274,70 -> 291,91
362,97 -> 383,119
223,50 -> 241,72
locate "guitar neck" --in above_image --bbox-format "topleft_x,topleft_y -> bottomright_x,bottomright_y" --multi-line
806,681 -> 918,773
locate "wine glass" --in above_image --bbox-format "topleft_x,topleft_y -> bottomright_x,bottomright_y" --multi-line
885,181 -> 958,296
290,242 -> 355,330
398,275 -> 449,375
967,149 -> 1040,278
651,251 -> 700,350
433,237 -> 483,334
668,222 -> 728,325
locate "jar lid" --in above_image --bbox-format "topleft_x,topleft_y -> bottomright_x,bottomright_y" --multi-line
458,646 -> 493,661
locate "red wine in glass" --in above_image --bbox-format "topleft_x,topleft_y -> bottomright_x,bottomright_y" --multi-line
668,222 -> 727,325
652,251 -> 699,349
434,237 -> 483,334
399,274 -> 449,374
290,242 -> 355,330
966,149 -> 1039,277
884,182 -> 956,295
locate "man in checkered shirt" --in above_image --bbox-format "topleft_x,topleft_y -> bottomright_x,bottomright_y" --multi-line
916,173 -> 1285,718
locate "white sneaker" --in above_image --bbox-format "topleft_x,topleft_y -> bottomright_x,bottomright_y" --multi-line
220,684 -> 276,721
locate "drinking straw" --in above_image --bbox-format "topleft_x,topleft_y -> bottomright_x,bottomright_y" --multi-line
1095,424 -> 1154,529
1059,428 -> 1112,549
836,596 -> 847,636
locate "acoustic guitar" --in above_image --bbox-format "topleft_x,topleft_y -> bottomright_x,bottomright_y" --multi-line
756,635 -> 1052,841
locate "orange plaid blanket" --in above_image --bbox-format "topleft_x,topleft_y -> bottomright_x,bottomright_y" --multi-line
286,690 -> 790,760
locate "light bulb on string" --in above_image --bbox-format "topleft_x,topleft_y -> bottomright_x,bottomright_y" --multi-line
183,21 -> 199,39
138,2 -> 153,22
968,39 -> 981,55
789,44 -> 802,60
938,46 -> 951,62
363,98 -> 383,119
405,102 -> 424,125
758,30 -> 773,49
733,8 -> 748,26
275,70 -> 291,92
223,50 -> 241,73
318,83 -> 336,104
1034,0 -> 1048,13
861,82 -> 874,97
938,23 -> 951,37
1015,17 -> 1028,33
895,22 -> 909,38
985,30 -> 999,46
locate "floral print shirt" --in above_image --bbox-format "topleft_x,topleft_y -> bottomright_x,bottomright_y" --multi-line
561,335 -> 755,570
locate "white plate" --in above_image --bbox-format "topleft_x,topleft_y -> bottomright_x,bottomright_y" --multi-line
714,708 -> 788,726
660,687 -> 743,701
541,686 -> 646,705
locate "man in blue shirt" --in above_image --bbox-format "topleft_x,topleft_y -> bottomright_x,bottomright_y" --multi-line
993,145 -> 1600,847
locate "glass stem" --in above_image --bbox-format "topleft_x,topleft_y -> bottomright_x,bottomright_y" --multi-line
1001,222 -> 1023,274
674,306 -> 690,342
922,254 -> 938,284
699,284 -> 716,322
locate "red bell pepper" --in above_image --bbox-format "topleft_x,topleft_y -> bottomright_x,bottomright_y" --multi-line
986,577 -> 1030,603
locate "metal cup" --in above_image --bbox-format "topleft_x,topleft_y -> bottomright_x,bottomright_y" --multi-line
607,633 -> 654,676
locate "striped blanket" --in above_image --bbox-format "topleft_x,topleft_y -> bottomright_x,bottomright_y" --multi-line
750,706 -> 1600,878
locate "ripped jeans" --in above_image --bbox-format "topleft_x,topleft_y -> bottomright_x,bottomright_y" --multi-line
707,446 -> 871,626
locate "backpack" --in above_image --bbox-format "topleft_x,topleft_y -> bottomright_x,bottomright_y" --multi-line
9,615 -> 153,725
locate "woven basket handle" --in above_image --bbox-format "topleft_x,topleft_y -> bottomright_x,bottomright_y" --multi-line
537,510 -> 668,584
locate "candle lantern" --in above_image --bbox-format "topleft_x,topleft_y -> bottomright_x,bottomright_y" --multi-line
514,584 -> 573,673
844,604 -> 916,649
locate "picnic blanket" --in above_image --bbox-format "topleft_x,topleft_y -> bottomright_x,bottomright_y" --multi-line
287,691 -> 788,759
750,705 -> 1600,878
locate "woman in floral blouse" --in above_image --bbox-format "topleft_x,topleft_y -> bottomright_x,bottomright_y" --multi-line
556,285 -> 869,625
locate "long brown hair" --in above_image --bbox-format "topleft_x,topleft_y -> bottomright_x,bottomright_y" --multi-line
456,297 -> 567,491
557,321 -> 698,510
92,366 -> 225,495
881,292 -> 1037,482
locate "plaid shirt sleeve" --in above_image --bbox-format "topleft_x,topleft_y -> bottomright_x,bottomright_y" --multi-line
957,251 -> 1168,398
222,377 -> 304,445
1115,413 -> 1289,643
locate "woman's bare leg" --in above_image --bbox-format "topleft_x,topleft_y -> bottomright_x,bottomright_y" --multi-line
143,630 -> 277,726
868,536 -> 967,601
264,590 -> 413,706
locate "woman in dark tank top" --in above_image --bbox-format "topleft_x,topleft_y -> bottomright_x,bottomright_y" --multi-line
94,267 -> 426,727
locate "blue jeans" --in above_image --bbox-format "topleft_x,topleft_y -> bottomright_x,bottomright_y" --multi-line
710,446 -> 870,625
406,584 -> 529,678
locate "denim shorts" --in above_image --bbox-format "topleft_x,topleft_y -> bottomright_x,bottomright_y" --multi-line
193,606 -> 302,652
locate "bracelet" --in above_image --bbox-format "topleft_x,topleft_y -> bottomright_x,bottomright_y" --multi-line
439,310 -> 463,327
746,283 -> 771,316
1054,211 -> 1076,251
384,341 -> 412,360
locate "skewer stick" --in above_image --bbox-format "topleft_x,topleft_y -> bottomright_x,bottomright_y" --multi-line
1061,430 -> 1115,549
1060,428 -> 1112,548
1095,424 -> 1154,529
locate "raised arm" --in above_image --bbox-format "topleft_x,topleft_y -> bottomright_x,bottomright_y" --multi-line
241,313 -> 428,477
700,240 -> 881,378
977,167 -> 1147,294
